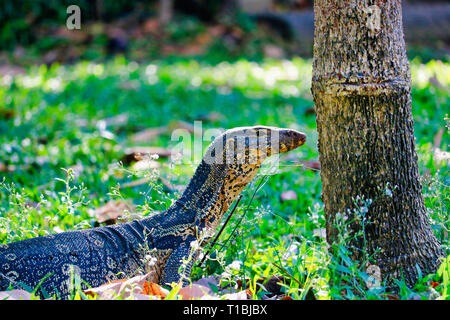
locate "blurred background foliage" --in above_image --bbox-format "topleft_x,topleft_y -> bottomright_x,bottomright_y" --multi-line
1,0 -> 449,66
0,0 -> 448,299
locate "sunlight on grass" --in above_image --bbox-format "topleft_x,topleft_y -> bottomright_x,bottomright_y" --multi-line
0,56 -> 448,299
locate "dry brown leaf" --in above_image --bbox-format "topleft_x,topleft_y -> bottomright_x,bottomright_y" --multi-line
208,25 -> 226,37
0,64 -> 25,76
101,113 -> 129,127
94,200 -> 135,224
195,33 -> 213,46
0,108 -> 15,119
43,49 -> 61,65
196,112 -> 224,122
313,228 -> 327,240
179,284 -> 215,300
280,190 -> 298,201
121,146 -> 173,165
301,160 -> 321,170
142,19 -> 160,34
106,26 -> 128,39
119,81 -> 140,91
158,176 -> 186,193
222,290 -> 249,300
132,159 -> 160,172
131,120 -> 197,144
0,289 -> 32,300
263,44 -> 285,58
434,148 -> 450,166
263,276 -> 286,297
0,162 -> 15,172
54,27 -> 89,42
131,127 -> 167,143
84,273 -> 165,300
129,146 -> 173,157
304,107 -> 316,115
167,120 -> 196,133
121,177 -> 151,188
433,128 -> 445,148
142,281 -> 167,298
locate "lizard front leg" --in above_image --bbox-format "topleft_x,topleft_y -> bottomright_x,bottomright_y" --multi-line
159,236 -> 198,287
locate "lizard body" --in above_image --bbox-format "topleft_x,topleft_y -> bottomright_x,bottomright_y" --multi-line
0,126 -> 305,298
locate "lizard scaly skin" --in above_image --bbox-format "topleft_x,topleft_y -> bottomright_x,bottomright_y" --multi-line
0,126 -> 306,298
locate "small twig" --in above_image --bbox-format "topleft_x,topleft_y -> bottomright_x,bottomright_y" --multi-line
219,175 -> 269,253
271,262 -> 303,287
198,195 -> 243,268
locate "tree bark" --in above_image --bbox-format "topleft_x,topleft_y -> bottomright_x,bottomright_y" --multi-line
311,0 -> 443,287
159,0 -> 173,26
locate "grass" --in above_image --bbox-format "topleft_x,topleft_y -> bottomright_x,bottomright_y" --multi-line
0,55 -> 448,300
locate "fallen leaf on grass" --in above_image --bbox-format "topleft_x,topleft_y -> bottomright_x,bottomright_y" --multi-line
121,177 -> 151,188
121,176 -> 185,193
179,284 -> 216,300
0,109 -> 15,119
179,285 -> 248,300
131,127 -> 167,143
93,200 -> 135,224
100,113 -> 129,127
196,111 -> 224,122
0,64 -> 25,76
119,81 -> 140,91
222,290 -> 249,300
263,276 -> 286,297
54,27 -> 90,43
430,281 -> 440,289
167,120 -> 196,133
84,273 -> 166,300
208,25 -> 226,37
162,43 -> 206,56
121,146 -> 173,165
132,159 -> 160,172
304,107 -> 316,116
301,160 -> 321,170
0,289 -> 32,300
263,44 -> 285,58
433,128 -> 445,148
158,176 -> 186,193
142,18 -> 160,34
0,162 -> 15,172
131,120 -> 199,144
280,190 -> 298,201
313,228 -> 327,240
127,146 -> 173,157
434,148 -> 450,165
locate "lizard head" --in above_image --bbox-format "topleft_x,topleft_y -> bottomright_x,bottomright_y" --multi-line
203,125 -> 306,166
196,126 -> 306,229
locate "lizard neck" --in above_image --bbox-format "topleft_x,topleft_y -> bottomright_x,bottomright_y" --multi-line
168,160 -> 261,236
140,160 -> 227,243
172,160 -> 227,226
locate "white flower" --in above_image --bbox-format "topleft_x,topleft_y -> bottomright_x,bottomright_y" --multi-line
228,260 -> 242,271
190,240 -> 200,251
144,255 -> 157,267
385,187 -> 392,197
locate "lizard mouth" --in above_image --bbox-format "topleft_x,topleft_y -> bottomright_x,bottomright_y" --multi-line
278,128 -> 307,153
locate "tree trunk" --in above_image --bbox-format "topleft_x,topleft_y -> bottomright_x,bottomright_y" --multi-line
311,0 -> 443,287
159,0 -> 173,26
